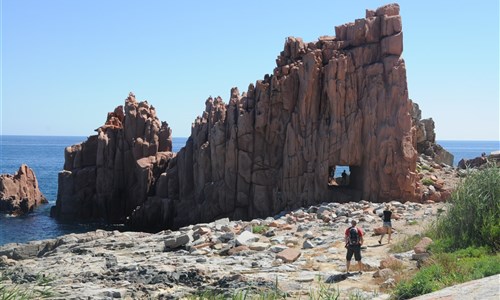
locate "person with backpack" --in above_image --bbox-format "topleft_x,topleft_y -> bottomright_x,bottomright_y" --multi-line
345,219 -> 364,274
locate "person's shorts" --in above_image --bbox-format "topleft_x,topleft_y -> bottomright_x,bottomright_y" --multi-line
383,221 -> 392,228
346,245 -> 362,261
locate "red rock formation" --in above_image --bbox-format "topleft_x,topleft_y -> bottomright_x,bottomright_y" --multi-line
130,3 -> 420,229
54,4 -> 430,230
0,164 -> 47,215
51,93 -> 173,222
411,102 -> 454,165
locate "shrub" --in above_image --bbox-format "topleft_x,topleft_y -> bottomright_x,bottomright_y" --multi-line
432,164 -> 500,251
252,225 -> 269,235
392,266 -> 440,300
392,165 -> 500,299
421,178 -> 434,186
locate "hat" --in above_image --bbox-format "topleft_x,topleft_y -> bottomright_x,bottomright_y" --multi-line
385,203 -> 392,210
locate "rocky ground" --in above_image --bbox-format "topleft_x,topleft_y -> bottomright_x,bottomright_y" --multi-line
0,156 -> 476,299
0,200 -> 445,300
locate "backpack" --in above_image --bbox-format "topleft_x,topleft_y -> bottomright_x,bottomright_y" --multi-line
348,227 -> 360,245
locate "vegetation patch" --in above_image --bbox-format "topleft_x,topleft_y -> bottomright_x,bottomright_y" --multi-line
392,165 -> 500,299
421,178 -> 434,186
390,234 -> 422,254
0,273 -> 55,300
252,225 -> 270,235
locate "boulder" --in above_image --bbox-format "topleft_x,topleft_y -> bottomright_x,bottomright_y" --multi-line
0,164 -> 47,215
458,155 -> 488,169
276,248 -> 301,263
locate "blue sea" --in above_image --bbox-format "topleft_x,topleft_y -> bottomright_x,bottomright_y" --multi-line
0,136 -> 188,246
0,136 -> 498,246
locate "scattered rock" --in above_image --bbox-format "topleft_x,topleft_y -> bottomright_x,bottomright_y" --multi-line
276,248 -> 301,263
414,237 -> 433,254
0,199 -> 451,299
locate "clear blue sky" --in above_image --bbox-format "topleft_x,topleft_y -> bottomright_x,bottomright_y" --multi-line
2,0 -> 499,140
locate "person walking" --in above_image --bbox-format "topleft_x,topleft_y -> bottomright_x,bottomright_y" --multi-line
379,203 -> 393,244
345,219 -> 364,274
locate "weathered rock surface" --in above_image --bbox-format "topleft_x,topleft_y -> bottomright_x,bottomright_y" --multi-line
1,200 -> 449,299
409,274 -> 500,300
171,2 -> 419,227
50,93 -> 173,223
0,164 -> 47,215
411,103 -> 454,166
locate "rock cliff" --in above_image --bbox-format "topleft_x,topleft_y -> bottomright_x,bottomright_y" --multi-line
411,102 -> 454,166
0,164 -> 47,215
50,93 -> 173,223
53,3 -> 450,230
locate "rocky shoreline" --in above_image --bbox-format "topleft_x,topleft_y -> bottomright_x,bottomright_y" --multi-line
1,195 -> 447,299
0,153 -> 469,299
3,151 -> 498,299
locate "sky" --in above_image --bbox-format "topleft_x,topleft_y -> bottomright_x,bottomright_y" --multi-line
1,0 -> 499,140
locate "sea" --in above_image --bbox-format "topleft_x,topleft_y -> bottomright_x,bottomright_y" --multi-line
0,136 -> 499,246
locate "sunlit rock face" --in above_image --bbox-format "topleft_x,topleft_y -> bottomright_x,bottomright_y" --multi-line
51,93 -> 173,223
53,3 -> 425,231
0,164 -> 47,215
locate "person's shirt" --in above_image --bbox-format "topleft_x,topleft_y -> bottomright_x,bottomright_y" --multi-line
383,210 -> 392,222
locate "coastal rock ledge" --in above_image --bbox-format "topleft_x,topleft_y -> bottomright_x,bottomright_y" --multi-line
0,164 -> 47,215
51,3 -> 451,231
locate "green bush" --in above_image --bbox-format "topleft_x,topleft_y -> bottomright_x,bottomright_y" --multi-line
252,225 -> 269,235
393,268 -> 440,299
392,165 -> 500,299
421,178 -> 434,186
433,165 -> 500,251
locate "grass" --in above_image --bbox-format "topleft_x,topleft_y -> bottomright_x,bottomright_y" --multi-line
188,289 -> 286,300
187,276 -> 287,300
417,164 -> 433,173
391,164 -> 500,299
389,234 -> 422,253
392,249 -> 500,299
252,225 -> 270,235
187,276 -> 380,300
420,178 -> 434,186
432,164 -> 499,251
0,273 -> 55,300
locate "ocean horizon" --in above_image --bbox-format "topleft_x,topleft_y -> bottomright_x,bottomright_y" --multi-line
1,135 -> 499,246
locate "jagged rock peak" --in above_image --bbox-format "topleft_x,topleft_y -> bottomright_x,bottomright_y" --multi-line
51,94 -> 173,222
136,2 -> 420,229
0,164 -> 47,215
53,4 -> 455,232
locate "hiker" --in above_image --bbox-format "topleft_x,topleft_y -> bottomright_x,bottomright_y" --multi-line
345,219 -> 364,274
330,168 -> 335,184
379,203 -> 393,244
341,170 -> 347,185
